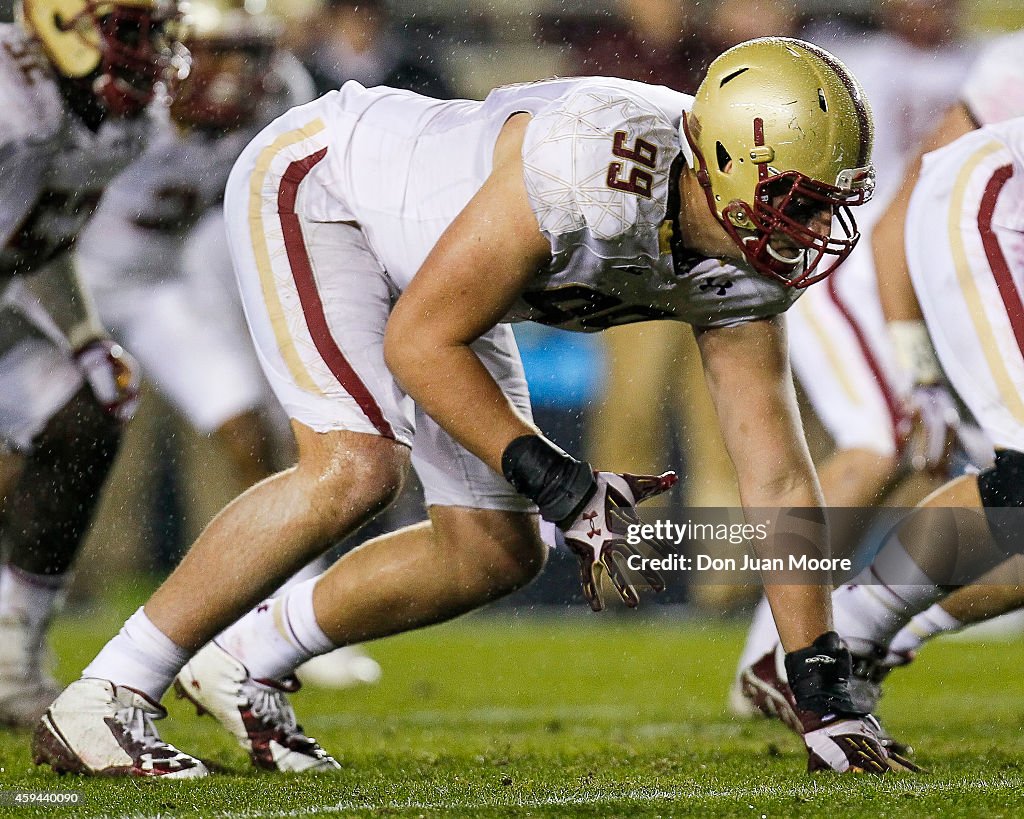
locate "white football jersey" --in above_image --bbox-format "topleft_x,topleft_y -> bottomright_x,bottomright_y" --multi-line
0,24 -> 151,278
79,51 -> 314,286
286,78 -> 800,331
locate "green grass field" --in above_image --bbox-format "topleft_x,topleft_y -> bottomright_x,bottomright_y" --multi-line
3,593 -> 1024,818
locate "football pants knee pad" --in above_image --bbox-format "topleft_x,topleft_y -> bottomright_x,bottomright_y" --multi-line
977,448 -> 1024,554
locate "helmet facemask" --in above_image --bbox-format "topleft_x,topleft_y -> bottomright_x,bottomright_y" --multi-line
684,37 -> 875,288
720,166 -> 873,288
90,3 -> 184,116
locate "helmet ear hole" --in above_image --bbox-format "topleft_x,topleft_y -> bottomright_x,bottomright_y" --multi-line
818,89 -> 828,112
715,141 -> 732,173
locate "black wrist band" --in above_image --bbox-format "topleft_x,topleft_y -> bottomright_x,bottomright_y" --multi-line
501,434 -> 596,526
784,631 -> 863,717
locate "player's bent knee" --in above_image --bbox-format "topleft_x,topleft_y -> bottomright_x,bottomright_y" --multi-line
295,427 -> 411,531
493,525 -> 547,593
977,449 -> 1024,554
431,507 -> 547,594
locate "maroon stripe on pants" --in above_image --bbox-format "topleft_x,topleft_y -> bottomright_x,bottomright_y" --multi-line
977,164 -> 1024,360
824,274 -> 903,452
277,147 -> 395,439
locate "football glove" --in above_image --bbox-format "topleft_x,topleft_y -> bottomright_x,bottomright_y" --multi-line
803,713 -> 918,774
73,339 -> 140,423
561,471 -> 677,611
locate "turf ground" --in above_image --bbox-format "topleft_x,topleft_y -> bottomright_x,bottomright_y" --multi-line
3,593 -> 1024,818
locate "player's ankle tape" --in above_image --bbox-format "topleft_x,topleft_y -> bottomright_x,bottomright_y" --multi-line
501,435 -> 596,525
785,631 -> 863,716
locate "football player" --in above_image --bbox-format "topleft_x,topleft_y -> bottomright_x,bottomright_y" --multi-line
76,0 -> 311,489
786,0 -> 976,515
730,25 -> 1024,717
0,0 -> 185,727
34,38 -> 906,778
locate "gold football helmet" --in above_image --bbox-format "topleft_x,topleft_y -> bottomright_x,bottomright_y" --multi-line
683,37 -> 875,286
20,0 -> 187,116
170,0 -> 281,130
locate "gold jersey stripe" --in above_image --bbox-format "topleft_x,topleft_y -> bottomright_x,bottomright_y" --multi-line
248,119 -> 328,394
947,140 -> 1024,424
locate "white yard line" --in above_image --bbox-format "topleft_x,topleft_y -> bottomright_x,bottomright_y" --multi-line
111,775 -> 1024,819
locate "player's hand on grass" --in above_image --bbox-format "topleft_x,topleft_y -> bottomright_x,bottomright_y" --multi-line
560,471 -> 677,611
802,713 -> 921,775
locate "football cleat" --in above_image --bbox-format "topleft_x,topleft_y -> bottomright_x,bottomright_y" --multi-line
32,678 -> 207,778
739,643 -> 919,773
174,642 -> 340,773
296,645 -> 382,690
727,675 -> 761,719
0,614 -> 62,728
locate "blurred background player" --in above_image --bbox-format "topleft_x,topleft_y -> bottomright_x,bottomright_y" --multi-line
293,0 -> 451,99
786,0 -> 977,516
75,0 -> 380,689
0,0 -> 186,726
729,0 -> 987,710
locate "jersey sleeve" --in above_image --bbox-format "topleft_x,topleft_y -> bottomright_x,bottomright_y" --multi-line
961,31 -> 1024,126
520,85 -> 679,265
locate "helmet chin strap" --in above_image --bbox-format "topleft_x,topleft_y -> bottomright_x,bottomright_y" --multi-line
763,240 -> 805,267
740,232 -> 803,267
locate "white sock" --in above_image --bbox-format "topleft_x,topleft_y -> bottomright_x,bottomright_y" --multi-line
735,595 -> 780,678
215,576 -> 336,681
0,564 -> 67,636
889,604 -> 963,657
832,537 -> 944,655
83,608 -> 191,703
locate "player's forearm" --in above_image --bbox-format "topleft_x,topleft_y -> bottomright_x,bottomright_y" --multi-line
25,255 -> 106,350
741,460 -> 836,652
385,338 -> 537,473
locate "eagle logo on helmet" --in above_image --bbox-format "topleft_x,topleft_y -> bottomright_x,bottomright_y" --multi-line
18,0 -> 189,117
683,37 -> 876,287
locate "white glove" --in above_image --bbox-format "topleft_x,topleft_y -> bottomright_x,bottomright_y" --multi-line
561,471 -> 677,611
